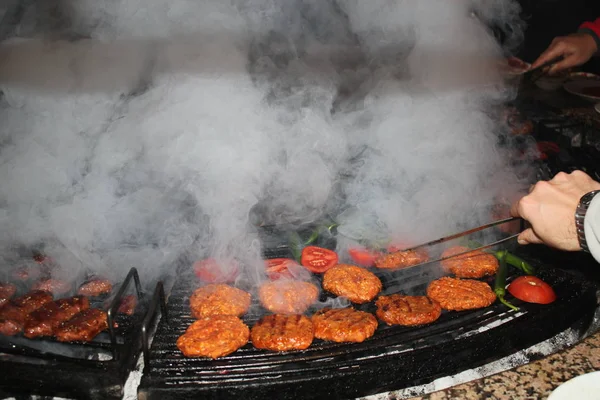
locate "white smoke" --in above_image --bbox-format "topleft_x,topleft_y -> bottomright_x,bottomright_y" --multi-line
0,0 -> 528,283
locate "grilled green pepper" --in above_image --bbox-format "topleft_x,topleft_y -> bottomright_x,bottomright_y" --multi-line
466,240 -> 536,275
494,250 -> 519,311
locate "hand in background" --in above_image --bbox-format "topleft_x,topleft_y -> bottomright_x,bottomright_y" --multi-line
531,33 -> 598,75
511,171 -> 600,251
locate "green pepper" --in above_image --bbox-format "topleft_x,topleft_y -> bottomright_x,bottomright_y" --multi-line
304,229 -> 320,246
289,232 -> 303,263
465,240 -> 536,275
494,250 -> 519,311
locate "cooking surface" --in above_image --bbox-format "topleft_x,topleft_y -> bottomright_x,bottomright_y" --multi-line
138,251 -> 597,400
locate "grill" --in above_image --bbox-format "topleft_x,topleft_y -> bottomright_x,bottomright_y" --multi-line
0,267 -> 164,400
137,97 -> 600,400
137,248 -> 597,400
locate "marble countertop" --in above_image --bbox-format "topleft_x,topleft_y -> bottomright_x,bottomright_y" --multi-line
408,330 -> 600,400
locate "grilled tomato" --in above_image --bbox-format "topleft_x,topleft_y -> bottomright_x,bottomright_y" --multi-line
301,246 -> 338,273
507,276 -> 556,304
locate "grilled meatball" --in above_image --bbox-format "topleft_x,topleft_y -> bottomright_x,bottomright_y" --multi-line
78,279 -> 113,297
440,246 -> 499,279
55,308 -> 108,342
0,291 -> 54,335
24,296 -> 90,338
259,281 -> 319,315
0,282 -> 17,307
375,294 -> 442,326
322,264 -> 382,304
117,295 -> 137,315
312,308 -> 378,343
32,278 -> 71,296
251,314 -> 314,351
374,249 -> 429,270
189,284 -> 251,318
177,315 -> 249,359
427,277 -> 496,311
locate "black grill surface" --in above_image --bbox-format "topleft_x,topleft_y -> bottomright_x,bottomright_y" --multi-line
0,267 -> 158,400
138,253 -> 598,400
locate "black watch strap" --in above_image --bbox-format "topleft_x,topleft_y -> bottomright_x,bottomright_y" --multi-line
575,190 -> 600,253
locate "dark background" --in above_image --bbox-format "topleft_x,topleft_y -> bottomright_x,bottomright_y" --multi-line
515,0 -> 600,72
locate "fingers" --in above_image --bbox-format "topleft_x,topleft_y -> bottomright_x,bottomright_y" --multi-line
517,228 -> 543,245
531,42 -> 566,70
547,57 -> 579,75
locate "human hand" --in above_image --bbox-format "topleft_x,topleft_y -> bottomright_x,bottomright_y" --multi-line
510,171 -> 600,250
531,33 -> 598,75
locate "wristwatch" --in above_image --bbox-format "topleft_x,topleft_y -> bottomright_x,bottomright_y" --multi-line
575,190 -> 600,253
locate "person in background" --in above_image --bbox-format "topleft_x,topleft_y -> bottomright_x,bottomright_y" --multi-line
531,17 -> 600,74
511,170 -> 600,263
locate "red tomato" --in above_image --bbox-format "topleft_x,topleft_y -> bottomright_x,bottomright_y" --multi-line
193,258 -> 239,283
301,246 -> 339,273
265,258 -> 297,280
508,276 -> 557,304
347,247 -> 380,267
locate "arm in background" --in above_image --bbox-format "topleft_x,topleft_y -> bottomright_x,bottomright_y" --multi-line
530,17 -> 600,73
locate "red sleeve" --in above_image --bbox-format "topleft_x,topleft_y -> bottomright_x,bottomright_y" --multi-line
580,17 -> 600,38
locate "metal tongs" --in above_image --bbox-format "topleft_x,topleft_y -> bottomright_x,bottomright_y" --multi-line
394,216 -> 522,270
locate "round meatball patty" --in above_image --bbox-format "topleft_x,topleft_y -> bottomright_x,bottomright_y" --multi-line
441,246 -> 499,278
177,315 -> 249,359
374,249 -> 429,270
259,281 -> 319,314
189,284 -> 251,318
375,294 -> 441,326
312,308 -> 378,343
427,277 -> 496,311
322,264 -> 382,304
251,314 -> 314,351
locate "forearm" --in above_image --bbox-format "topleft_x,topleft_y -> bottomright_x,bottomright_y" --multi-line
584,195 -> 600,263
578,17 -> 600,54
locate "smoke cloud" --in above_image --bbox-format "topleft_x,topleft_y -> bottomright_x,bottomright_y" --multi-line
0,0 -> 528,284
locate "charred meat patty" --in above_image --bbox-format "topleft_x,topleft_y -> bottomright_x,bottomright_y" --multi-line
427,277 -> 496,311
375,294 -> 442,326
440,246 -> 499,278
259,281 -> 319,314
78,279 -> 113,297
322,264 -> 382,304
11,265 -> 41,282
251,314 -> 314,351
24,296 -> 90,338
177,315 -> 249,359
374,249 -> 429,270
31,279 -> 71,296
55,308 -> 108,342
312,308 -> 378,343
189,284 -> 251,318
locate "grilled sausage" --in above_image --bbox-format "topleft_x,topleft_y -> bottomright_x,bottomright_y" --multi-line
55,308 -> 108,342
24,296 -> 90,338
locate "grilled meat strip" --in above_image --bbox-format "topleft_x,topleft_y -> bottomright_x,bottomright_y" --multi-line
55,308 -> 108,342
0,282 -> 17,308
24,296 -> 90,338
117,295 -> 137,315
0,291 -> 54,336
78,279 -> 113,297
